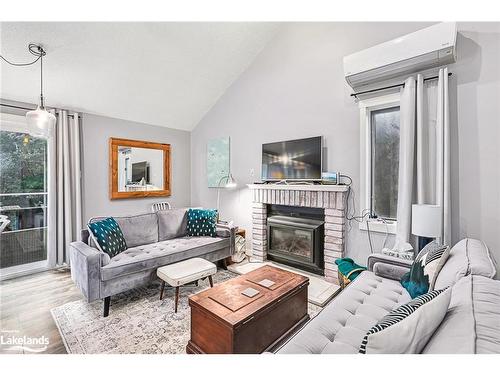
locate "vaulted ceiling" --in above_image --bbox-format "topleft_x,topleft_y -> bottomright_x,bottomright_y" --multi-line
0,22 -> 280,131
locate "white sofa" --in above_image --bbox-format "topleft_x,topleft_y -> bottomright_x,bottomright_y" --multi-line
275,238 -> 499,354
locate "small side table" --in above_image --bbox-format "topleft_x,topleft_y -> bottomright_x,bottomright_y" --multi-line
226,228 -> 246,265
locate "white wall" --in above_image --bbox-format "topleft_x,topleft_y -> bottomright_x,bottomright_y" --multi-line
82,113 -> 191,221
451,23 -> 500,274
190,22 -> 500,275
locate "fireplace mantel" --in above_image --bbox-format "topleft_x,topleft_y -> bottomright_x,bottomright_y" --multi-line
248,183 -> 349,284
247,184 -> 349,192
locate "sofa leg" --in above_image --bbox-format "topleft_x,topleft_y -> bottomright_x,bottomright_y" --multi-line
220,258 -> 228,270
103,296 -> 111,317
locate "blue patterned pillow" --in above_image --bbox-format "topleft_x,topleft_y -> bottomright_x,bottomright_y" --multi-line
187,209 -> 218,237
401,241 -> 450,298
88,217 -> 127,257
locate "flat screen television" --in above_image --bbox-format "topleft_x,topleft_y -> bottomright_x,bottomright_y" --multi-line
132,161 -> 150,183
262,136 -> 322,181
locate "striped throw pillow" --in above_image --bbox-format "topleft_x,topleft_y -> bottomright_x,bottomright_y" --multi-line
359,288 -> 451,354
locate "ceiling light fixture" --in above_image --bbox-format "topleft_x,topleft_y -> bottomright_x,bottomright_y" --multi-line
1,43 -> 56,137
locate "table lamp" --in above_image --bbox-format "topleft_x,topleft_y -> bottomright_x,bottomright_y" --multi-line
411,204 -> 443,251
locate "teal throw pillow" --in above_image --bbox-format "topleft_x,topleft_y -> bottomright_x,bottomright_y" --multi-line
335,257 -> 366,281
187,208 -> 218,237
401,241 -> 450,298
88,217 -> 127,257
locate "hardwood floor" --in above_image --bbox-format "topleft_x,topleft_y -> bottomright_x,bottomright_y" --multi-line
0,268 -> 81,354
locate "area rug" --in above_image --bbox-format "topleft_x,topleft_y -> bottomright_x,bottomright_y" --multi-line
51,270 -> 322,354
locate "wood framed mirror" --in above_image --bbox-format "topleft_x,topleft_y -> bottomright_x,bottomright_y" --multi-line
109,138 -> 171,199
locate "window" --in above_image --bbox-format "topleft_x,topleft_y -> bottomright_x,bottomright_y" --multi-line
359,93 -> 400,233
370,107 -> 400,220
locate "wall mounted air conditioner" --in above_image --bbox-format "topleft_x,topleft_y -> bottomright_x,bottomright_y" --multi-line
343,22 -> 457,88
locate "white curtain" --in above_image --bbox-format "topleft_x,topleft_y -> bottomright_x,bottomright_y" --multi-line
51,109 -> 83,265
393,77 -> 416,252
436,68 -> 451,246
394,67 -> 451,250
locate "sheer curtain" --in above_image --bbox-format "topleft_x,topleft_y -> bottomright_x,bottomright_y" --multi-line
394,67 -> 451,251
49,109 -> 83,266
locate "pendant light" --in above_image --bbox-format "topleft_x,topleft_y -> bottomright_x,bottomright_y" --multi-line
0,44 -> 56,137
25,44 -> 56,137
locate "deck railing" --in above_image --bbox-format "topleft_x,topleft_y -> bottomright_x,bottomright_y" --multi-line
0,192 -> 48,269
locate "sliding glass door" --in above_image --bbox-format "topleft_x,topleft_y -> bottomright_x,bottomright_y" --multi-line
0,113 -> 54,278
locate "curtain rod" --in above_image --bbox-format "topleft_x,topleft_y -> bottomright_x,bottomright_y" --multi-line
0,103 -> 77,118
350,72 -> 452,98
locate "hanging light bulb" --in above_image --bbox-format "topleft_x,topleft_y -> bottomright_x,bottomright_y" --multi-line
26,105 -> 56,137
25,44 -> 56,138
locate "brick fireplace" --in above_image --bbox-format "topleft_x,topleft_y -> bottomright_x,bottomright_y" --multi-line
248,184 -> 349,284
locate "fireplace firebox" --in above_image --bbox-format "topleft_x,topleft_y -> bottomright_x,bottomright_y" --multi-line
267,205 -> 324,275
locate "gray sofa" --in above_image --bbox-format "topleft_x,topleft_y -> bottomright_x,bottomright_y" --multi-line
276,238 -> 500,354
69,208 -> 235,317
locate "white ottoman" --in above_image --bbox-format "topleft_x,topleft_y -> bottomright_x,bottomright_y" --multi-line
157,258 -> 217,312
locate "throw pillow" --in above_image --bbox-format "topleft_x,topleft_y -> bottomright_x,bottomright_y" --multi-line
157,208 -> 188,241
186,208 -> 218,237
88,217 -> 127,257
359,287 -> 452,354
401,241 -> 451,298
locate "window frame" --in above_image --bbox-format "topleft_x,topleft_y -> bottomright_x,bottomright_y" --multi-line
0,112 -> 57,278
358,93 -> 400,234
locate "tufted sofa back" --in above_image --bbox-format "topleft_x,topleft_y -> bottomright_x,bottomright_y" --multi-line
88,213 -> 159,248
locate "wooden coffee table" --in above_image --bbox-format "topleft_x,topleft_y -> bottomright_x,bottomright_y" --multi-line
186,265 -> 309,354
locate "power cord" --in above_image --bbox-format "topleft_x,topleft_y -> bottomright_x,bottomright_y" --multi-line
340,172 -> 390,253
344,183 -> 370,232
1,44 -> 47,106
0,44 -> 45,66
339,173 -> 352,186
